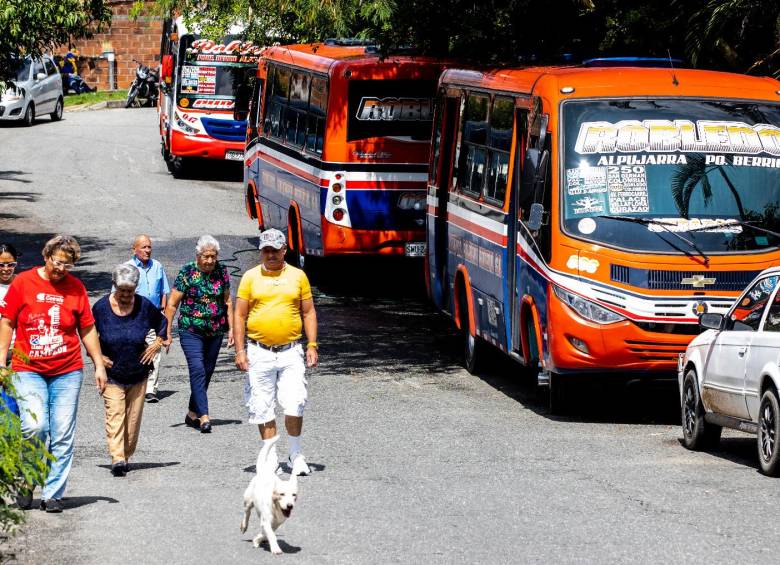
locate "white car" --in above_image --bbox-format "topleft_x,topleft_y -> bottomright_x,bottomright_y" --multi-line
0,55 -> 64,126
679,266 -> 780,475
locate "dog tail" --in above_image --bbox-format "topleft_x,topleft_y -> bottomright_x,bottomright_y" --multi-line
256,434 -> 280,473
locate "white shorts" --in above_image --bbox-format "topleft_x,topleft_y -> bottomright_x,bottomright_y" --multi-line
244,342 -> 308,424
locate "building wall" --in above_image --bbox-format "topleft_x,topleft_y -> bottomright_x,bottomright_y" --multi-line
68,1 -> 163,91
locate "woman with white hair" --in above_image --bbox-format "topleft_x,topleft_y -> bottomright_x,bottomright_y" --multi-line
164,235 -> 233,433
92,263 -> 167,477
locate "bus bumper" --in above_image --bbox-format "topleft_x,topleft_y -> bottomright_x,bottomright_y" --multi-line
321,222 -> 425,256
169,129 -> 244,160
546,288 -> 691,374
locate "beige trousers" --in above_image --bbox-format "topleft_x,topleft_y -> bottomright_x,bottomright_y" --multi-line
103,380 -> 147,464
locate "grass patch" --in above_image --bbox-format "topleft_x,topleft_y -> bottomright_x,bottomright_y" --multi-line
64,90 -> 128,108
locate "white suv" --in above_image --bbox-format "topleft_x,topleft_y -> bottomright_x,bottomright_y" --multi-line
679,266 -> 780,475
1,55 -> 64,126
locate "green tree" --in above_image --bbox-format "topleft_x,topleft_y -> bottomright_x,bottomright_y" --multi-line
0,366 -> 51,536
0,0 -> 111,84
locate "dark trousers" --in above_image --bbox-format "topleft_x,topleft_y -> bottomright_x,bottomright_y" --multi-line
179,329 -> 223,417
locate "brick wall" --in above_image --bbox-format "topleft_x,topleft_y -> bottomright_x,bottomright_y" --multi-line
68,1 -> 163,91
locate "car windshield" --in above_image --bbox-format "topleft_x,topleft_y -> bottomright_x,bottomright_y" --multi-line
561,99 -> 780,254
12,58 -> 31,81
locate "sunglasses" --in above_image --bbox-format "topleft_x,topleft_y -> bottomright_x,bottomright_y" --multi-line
49,259 -> 75,270
0,262 -> 17,268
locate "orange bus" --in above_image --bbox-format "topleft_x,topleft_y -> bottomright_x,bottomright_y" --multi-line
426,62 -> 780,411
243,41 -> 446,266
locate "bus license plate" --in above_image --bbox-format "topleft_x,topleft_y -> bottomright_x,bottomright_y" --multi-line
405,242 -> 426,257
225,150 -> 244,161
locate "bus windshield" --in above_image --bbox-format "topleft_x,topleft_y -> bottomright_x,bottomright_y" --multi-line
179,62 -> 255,99
561,99 -> 780,254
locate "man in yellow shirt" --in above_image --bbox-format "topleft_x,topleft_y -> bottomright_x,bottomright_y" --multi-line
234,229 -> 318,476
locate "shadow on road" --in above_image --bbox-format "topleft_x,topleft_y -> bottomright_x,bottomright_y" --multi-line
0,172 -> 33,184
676,436 -> 764,475
62,495 -> 119,509
170,159 -> 243,182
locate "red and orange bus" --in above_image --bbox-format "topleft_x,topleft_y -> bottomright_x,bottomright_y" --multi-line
243,41 -> 446,266
158,17 -> 262,177
426,63 -> 780,411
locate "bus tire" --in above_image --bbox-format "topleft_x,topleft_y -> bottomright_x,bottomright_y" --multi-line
459,289 -> 483,374
523,312 -> 540,380
548,372 -> 569,415
170,156 -> 189,179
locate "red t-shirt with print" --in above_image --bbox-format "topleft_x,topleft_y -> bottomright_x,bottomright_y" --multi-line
0,268 -> 95,375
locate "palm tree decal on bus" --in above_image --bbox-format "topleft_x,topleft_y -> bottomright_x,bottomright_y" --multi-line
671,154 -> 746,219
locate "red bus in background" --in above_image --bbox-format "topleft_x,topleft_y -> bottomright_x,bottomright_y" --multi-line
243,41 -> 446,267
158,17 -> 262,177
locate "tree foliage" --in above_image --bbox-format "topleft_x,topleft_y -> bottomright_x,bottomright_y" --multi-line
0,366 -> 51,535
142,0 -> 780,76
0,0 -> 111,84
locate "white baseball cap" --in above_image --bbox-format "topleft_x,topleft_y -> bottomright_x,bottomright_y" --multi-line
258,228 -> 286,250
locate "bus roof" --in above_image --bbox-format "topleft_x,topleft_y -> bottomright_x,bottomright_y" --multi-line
262,43 -> 445,75
440,66 -> 780,102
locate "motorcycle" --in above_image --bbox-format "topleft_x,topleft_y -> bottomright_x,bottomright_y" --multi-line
125,60 -> 159,108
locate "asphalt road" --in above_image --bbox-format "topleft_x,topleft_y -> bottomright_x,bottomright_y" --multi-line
2,109 -> 780,564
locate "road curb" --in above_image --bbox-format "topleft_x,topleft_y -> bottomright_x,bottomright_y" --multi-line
65,100 -> 126,113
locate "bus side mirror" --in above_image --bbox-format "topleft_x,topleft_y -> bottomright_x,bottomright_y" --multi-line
527,203 -> 545,231
161,55 -> 173,81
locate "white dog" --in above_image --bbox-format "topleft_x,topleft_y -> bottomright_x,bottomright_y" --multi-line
241,435 -> 299,554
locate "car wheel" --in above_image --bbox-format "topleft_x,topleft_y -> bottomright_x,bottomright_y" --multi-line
22,103 -> 34,127
50,97 -> 63,121
757,388 -> 780,476
681,369 -> 721,450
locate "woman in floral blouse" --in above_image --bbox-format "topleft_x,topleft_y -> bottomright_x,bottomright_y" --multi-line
164,235 -> 233,433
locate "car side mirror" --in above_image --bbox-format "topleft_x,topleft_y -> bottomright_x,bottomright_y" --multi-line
699,313 -> 724,330
527,203 -> 546,232
36,72 -> 46,81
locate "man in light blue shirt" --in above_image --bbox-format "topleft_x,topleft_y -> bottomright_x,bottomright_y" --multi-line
126,235 -> 170,402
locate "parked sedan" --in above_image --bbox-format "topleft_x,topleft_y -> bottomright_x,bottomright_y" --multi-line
679,266 -> 780,475
0,55 -> 64,126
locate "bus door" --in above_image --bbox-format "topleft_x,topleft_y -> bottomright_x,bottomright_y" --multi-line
430,92 -> 461,308
509,97 -> 547,362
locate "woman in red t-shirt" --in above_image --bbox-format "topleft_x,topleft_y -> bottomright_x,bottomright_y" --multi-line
0,235 -> 107,513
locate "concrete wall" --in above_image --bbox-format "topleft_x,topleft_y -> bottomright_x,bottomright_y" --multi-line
69,1 -> 163,91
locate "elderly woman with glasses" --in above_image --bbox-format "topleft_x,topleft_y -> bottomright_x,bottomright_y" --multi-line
0,235 -> 107,513
165,235 -> 233,434
92,264 -> 168,477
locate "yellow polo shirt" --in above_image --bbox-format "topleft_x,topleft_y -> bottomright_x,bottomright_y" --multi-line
237,264 -> 313,346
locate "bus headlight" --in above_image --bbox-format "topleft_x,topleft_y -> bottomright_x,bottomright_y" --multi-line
552,284 -> 624,324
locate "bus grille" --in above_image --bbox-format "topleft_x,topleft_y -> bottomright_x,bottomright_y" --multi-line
625,340 -> 687,361
611,264 -> 760,291
200,117 -> 247,142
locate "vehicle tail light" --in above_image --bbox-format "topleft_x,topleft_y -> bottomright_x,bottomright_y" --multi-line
332,182 -> 342,192
332,209 -> 345,221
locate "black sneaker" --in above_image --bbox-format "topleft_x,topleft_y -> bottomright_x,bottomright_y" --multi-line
111,461 -> 127,477
15,488 -> 33,510
145,392 -> 158,403
41,498 -> 63,513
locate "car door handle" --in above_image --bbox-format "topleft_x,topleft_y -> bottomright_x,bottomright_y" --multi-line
738,347 -> 748,357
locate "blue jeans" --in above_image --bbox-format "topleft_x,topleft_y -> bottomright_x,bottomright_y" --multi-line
13,370 -> 83,501
179,330 -> 222,417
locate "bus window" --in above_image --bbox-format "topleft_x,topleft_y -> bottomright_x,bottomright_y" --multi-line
485,97 -> 513,204
430,97 -> 444,185
463,95 -> 488,144
268,66 -> 290,139
306,75 -> 327,155
287,71 -> 310,147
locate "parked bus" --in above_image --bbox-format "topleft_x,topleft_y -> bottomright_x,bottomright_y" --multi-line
426,63 -> 780,411
158,17 -> 262,177
243,41 -> 447,265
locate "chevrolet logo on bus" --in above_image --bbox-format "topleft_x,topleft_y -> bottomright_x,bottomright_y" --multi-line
681,275 -> 717,288
356,97 -> 433,121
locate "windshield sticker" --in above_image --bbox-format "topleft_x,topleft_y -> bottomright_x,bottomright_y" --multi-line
181,65 -> 198,90
577,217 -> 597,234
646,218 -> 743,233
607,165 -> 649,213
575,120 -> 780,156
197,66 -> 216,95
567,166 -> 608,195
